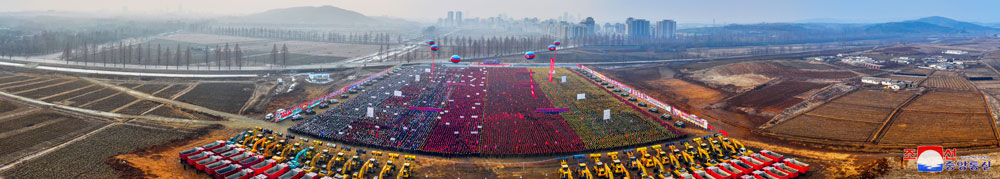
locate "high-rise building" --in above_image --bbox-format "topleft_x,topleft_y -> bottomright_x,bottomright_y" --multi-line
456,11 -> 463,26
447,11 -> 455,25
655,20 -> 677,39
579,17 -> 596,35
626,18 -> 651,39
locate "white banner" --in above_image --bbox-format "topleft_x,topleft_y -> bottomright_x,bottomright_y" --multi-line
424,68 -> 431,73
603,109 -> 611,120
366,107 -> 374,117
394,90 -> 403,97
577,93 -> 586,100
415,75 -> 420,81
561,76 -> 567,83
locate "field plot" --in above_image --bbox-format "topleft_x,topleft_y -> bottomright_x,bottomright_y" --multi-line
904,90 -> 987,113
728,81 -> 827,113
689,60 -> 856,91
3,78 -> 71,92
830,90 -> 914,108
41,85 -> 104,103
805,103 -> 893,123
885,75 -> 926,84
900,68 -> 934,76
66,89 -> 119,107
880,111 -> 995,144
18,80 -> 92,99
0,75 -> 35,85
116,100 -> 160,115
0,112 -> 107,165
176,83 -> 254,113
0,78 -> 54,90
147,106 -> 192,119
117,83 -> 141,88
923,76 -> 976,90
152,84 -> 189,98
0,125 -> 190,178
81,93 -> 137,112
766,115 -> 881,142
0,100 -> 17,114
132,84 -> 169,94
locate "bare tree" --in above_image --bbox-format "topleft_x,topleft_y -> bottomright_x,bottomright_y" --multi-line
234,43 -> 242,70
281,44 -> 289,67
185,47 -> 191,70
62,42 -> 71,64
156,44 -> 162,66
175,44 -> 181,70
163,47 -> 171,69
270,44 -> 278,69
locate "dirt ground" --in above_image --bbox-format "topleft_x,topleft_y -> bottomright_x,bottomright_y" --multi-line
112,125 -> 227,179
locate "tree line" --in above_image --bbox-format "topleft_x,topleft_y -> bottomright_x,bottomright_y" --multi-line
61,42 -> 291,70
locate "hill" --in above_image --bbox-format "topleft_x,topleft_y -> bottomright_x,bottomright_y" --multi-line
236,6 -> 377,25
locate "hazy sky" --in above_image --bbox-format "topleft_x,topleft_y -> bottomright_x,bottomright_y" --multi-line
3,0 -> 999,24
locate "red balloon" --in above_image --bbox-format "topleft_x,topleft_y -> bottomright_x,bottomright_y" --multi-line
428,40 -> 436,45
450,55 -> 461,63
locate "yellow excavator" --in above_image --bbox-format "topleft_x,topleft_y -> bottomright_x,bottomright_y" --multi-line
304,149 -> 332,173
341,155 -> 360,175
397,163 -> 411,179
251,136 -> 275,153
607,152 -> 630,179
578,162 -> 593,179
353,158 -> 376,179
590,154 -> 613,179
272,143 -> 300,163
559,159 -> 574,179
380,153 -> 399,178
262,139 -> 285,158
680,143 -> 703,172
320,152 -> 346,177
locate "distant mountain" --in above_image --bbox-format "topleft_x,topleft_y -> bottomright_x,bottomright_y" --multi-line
863,16 -> 997,34
236,6 -> 377,25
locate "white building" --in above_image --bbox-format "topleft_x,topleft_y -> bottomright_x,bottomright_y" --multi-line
943,50 -> 968,55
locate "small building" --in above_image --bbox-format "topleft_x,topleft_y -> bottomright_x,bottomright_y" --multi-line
891,57 -> 914,64
943,50 -> 969,55
861,77 -> 916,89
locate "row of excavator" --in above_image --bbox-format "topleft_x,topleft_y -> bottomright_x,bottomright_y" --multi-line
558,133 -> 810,179
180,127 -> 415,179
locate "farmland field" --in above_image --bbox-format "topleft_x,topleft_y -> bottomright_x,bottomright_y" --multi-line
67,89 -> 120,107
176,83 -> 254,113
41,85 -> 104,103
132,84 -> 169,94
728,80 -> 827,113
805,102 -> 893,123
4,78 -> 71,93
904,91 -> 987,113
766,115 -> 881,142
923,76 -> 976,90
880,111 -> 995,144
0,112 -> 107,165
19,80 -> 92,99
0,100 -> 17,114
116,100 -> 160,115
0,75 -> 34,84
0,78 -> 57,91
82,93 -> 138,112
0,125 -> 190,178
152,84 -> 189,98
830,90 -> 914,108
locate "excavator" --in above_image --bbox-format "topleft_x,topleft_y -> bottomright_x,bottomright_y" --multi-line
590,154 -> 613,179
319,150 -> 346,177
380,153 -> 399,178
353,158 -> 377,179
250,136 -> 275,153
630,155 -> 652,179
288,146 -> 316,168
606,152 -> 629,179
693,138 -> 719,167
262,139 -> 285,158
340,155 -> 360,175
272,143 -> 301,163
716,134 -> 752,158
558,159 -> 574,179
665,149 -> 687,177
577,161 -> 594,179
397,163 -> 411,179
681,141 -> 704,172
707,138 -> 732,163
303,149 -> 332,173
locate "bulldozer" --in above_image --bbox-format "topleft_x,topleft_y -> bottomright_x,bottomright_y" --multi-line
397,163 -> 411,179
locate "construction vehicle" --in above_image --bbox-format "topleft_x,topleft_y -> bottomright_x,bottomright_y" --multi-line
693,138 -> 719,167
380,153 -> 399,178
559,159 -> 574,179
624,150 -> 637,170
303,149 -> 332,173
263,139 -> 285,158
606,152 -> 629,179
272,143 -> 300,163
353,158 -> 377,179
397,163 -> 411,179
341,155 -> 360,175
251,136 -> 274,153
590,154 -> 613,179
288,146 -> 315,168
637,147 -> 655,168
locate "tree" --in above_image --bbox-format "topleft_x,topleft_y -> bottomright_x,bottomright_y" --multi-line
234,43 -> 242,70
215,45 -> 222,70
82,41 -> 88,66
270,44 -> 278,69
175,44 -> 181,70
223,43 -> 230,70
136,44 -> 142,66
204,46 -> 210,70
62,42 -> 71,64
156,44 -> 162,66
185,47 -> 191,70
281,44 -> 289,67
163,47 -> 171,69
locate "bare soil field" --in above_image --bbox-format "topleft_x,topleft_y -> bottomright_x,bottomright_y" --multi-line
884,75 -> 926,84
132,84 -> 169,94
66,89 -> 119,107
689,60 -> 855,92
0,75 -> 35,84
116,100 -> 160,115
41,85 -> 103,103
82,93 -> 138,112
19,80 -> 92,99
152,84 -> 189,98
830,90 -> 915,108
765,115 -> 881,142
924,75 -> 976,90
904,90 -> 988,113
728,80 -> 828,113
806,103 -> 893,123
880,111 -> 995,144
0,112 -> 108,165
176,83 -> 254,113
0,124 -> 191,178
900,68 -> 934,75
4,78 -> 71,93
0,99 -> 17,114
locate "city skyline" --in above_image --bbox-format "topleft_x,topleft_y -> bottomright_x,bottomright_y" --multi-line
2,0 -> 1000,24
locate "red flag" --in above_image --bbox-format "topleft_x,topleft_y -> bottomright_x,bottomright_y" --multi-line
720,130 -> 728,137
